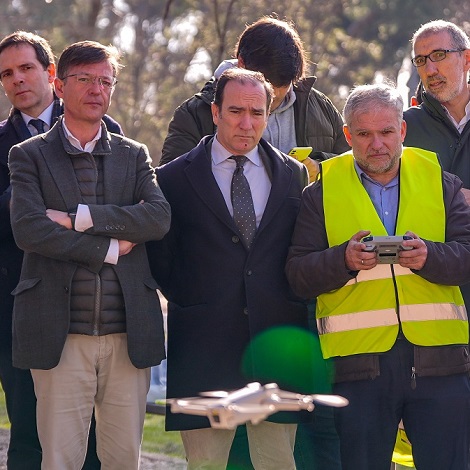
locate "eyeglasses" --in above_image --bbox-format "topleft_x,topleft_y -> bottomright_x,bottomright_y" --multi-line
61,73 -> 117,89
411,49 -> 464,67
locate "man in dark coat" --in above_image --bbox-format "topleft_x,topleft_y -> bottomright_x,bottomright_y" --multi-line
0,31 -> 122,470
404,20 -> 470,314
148,68 -> 311,469
160,17 -> 346,469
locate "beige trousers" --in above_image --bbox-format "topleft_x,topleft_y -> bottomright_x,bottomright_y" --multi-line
181,421 -> 297,470
31,333 -> 150,470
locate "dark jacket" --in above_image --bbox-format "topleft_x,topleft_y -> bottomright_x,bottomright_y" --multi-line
404,90 -> 470,308
160,76 -> 349,165
0,99 -> 123,346
147,136 -> 311,430
9,118 -> 171,370
286,162 -> 470,382
404,91 -> 470,188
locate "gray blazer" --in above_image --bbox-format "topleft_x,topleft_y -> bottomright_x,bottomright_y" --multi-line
9,118 -> 171,370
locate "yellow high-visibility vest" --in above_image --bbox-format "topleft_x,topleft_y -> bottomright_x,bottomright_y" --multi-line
393,427 -> 415,468
317,148 -> 467,359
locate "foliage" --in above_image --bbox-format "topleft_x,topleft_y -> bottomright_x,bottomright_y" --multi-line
142,412 -> 184,457
0,0 -> 469,165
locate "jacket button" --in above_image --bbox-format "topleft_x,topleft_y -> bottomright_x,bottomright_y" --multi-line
64,287 -> 69,293
243,307 -> 249,315
232,236 -> 240,243
1,267 -> 7,276
246,270 -> 252,276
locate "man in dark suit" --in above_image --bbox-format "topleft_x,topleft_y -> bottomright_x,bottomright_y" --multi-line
147,68 -> 310,469
8,40 -> 170,469
0,31 -> 123,470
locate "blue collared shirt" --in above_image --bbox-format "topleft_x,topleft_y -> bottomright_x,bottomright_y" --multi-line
22,101 -> 54,135
354,160 -> 399,235
211,136 -> 271,228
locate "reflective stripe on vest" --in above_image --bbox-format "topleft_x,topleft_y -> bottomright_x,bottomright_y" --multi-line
317,148 -> 468,358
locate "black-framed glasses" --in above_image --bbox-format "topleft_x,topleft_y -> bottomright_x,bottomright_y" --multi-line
61,73 -> 117,89
411,49 -> 464,67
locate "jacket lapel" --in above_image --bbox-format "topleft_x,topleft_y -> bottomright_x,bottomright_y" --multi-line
257,142 -> 293,236
100,132 -> 127,205
41,125 -> 82,210
41,121 -> 118,210
184,139 -> 238,232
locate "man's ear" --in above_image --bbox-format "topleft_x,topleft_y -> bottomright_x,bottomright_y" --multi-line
343,125 -> 352,146
464,49 -> 470,73
400,119 -> 407,143
237,56 -> 245,69
54,77 -> 64,98
47,63 -> 56,84
211,102 -> 220,126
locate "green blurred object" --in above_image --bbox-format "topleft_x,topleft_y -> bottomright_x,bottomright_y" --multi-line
242,326 -> 333,394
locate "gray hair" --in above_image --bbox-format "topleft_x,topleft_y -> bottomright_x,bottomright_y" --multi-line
412,20 -> 470,50
343,83 -> 404,127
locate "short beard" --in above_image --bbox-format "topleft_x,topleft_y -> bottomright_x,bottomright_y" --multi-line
426,77 -> 464,104
362,151 -> 400,176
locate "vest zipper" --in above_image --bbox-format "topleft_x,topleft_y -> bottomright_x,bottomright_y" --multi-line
411,366 -> 416,390
390,264 -> 402,326
93,274 -> 102,335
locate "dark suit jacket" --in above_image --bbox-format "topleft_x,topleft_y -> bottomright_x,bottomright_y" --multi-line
147,136 -> 310,430
9,117 -> 170,370
0,103 -> 122,347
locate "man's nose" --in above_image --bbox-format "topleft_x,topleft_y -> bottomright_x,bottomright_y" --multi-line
13,71 -> 25,85
239,114 -> 253,129
422,59 -> 439,75
371,134 -> 383,148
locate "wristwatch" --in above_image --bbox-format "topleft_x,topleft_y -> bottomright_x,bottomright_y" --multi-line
68,211 -> 76,230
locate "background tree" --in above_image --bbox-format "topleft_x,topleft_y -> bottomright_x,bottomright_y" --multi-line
0,0 -> 469,164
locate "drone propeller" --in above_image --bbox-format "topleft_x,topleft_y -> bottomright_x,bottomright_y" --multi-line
310,394 -> 349,407
199,390 -> 229,398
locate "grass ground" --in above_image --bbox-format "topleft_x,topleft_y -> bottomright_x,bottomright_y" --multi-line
0,384 -> 184,459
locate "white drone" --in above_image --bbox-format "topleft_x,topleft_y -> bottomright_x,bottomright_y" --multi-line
169,382 -> 348,429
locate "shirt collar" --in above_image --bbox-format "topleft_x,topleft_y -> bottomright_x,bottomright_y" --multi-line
62,118 -> 102,153
211,135 -> 262,167
353,159 -> 399,188
21,101 -> 54,130
441,99 -> 470,133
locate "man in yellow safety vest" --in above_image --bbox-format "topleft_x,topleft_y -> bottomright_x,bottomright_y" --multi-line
286,83 -> 470,470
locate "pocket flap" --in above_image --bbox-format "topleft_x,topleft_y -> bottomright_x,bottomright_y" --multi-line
11,278 -> 41,296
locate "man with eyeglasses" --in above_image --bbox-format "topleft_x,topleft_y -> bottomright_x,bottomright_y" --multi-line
404,19 -> 470,356
404,20 -> 470,194
8,40 -> 170,469
0,31 -> 124,470
403,20 -> 470,470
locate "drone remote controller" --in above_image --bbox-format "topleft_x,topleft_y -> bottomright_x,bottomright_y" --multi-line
362,235 -> 413,264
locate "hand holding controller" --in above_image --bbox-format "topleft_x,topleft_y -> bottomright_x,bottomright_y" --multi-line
362,235 -> 413,264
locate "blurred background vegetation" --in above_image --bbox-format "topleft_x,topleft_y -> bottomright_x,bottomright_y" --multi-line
0,0 -> 469,165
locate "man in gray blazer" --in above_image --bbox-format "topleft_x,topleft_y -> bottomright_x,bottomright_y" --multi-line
0,31 -> 122,469
9,40 -> 170,470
